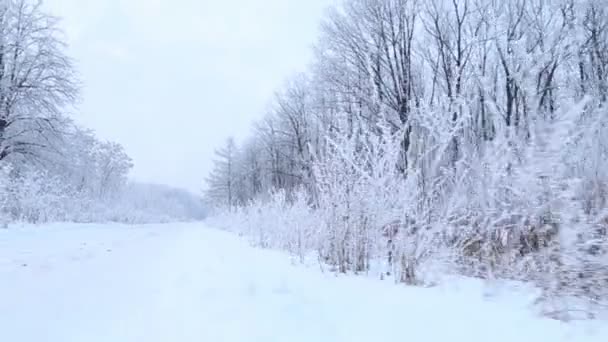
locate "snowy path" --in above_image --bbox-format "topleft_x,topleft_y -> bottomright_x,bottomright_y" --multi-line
1,223 -> 606,342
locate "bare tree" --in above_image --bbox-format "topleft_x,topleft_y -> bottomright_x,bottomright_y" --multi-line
0,0 -> 77,162
204,138 -> 239,211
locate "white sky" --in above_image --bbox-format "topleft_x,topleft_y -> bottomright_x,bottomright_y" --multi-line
44,0 -> 332,192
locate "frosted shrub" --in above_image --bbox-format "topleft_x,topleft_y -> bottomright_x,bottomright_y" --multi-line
209,188 -> 320,262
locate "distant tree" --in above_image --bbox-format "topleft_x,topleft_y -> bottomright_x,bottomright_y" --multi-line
204,138 -> 239,211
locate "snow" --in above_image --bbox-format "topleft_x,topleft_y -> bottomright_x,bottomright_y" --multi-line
1,223 -> 606,342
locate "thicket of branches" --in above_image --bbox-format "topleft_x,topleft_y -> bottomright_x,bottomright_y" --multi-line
0,0 -> 204,224
205,0 -> 608,319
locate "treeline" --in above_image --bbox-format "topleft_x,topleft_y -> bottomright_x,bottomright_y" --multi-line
205,0 -> 608,319
0,0 -> 204,224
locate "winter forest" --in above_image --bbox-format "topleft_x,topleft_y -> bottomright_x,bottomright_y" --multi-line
0,1 -> 205,224
4,0 -> 608,334
205,0 -> 608,318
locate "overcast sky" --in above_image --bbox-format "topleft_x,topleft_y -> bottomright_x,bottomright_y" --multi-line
44,0 -> 331,192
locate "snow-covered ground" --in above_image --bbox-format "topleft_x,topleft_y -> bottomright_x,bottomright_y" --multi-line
1,223 -> 606,342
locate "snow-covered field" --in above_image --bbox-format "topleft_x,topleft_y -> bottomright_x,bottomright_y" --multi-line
1,223 -> 606,342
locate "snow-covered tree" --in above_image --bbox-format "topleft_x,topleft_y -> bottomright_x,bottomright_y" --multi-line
0,1 -> 204,225
0,0 -> 77,162
205,0 -> 608,318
